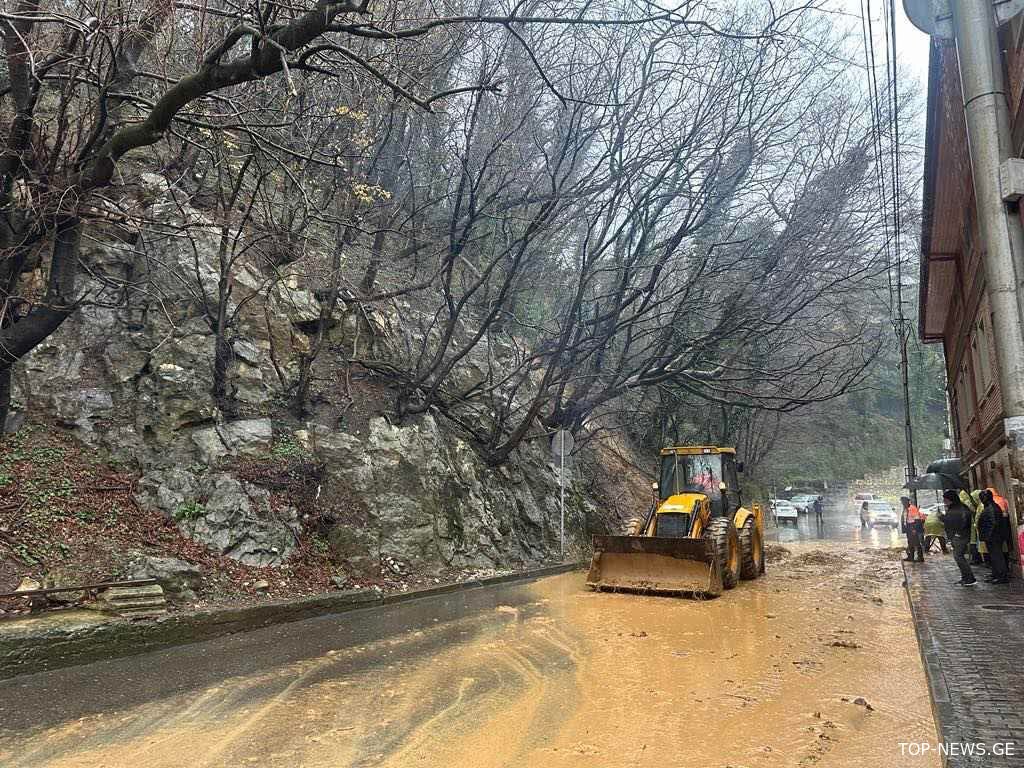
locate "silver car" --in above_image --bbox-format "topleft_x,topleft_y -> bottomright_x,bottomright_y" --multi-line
772,500 -> 799,525
790,494 -> 816,514
865,500 -> 898,528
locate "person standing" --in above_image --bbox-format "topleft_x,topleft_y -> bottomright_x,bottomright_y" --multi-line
940,489 -> 977,586
980,489 -> 1011,584
902,496 -> 925,562
924,506 -> 948,553
962,489 -> 985,564
813,496 -> 824,523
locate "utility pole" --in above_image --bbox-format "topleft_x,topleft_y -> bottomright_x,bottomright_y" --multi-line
551,429 -> 574,561
880,0 -> 919,504
898,315 -> 919,505
907,0 -> 1024,550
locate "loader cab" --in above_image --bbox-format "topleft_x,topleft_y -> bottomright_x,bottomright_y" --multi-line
659,447 -> 742,517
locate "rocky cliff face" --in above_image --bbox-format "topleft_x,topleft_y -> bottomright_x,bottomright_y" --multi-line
11,176 -> 604,582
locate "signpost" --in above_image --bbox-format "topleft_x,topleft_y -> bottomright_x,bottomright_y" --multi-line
551,429 -> 574,560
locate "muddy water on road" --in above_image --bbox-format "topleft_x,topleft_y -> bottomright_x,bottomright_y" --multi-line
8,544 -> 938,768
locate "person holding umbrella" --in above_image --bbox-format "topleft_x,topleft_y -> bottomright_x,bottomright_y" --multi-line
940,489 -> 977,586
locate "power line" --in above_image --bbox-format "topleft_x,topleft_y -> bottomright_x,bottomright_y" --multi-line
884,0 -> 917,498
861,0 -> 896,312
860,0 -> 917,493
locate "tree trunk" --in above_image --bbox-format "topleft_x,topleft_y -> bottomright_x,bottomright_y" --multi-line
0,218 -> 81,433
360,228 -> 387,295
0,366 -> 12,432
293,230 -> 345,418
213,333 -> 237,418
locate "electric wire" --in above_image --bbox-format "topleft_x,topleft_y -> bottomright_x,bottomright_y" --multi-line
860,0 -> 918,486
861,0 -> 896,312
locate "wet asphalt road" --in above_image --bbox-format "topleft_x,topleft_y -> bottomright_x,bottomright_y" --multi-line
765,495 -> 914,548
0,495 -> 937,767
0,579 -> 548,735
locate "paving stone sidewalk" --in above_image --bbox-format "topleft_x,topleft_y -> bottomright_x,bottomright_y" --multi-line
904,554 -> 1024,766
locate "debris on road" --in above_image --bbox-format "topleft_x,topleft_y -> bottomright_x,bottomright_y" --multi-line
829,639 -> 860,649
764,544 -> 791,563
841,696 -> 875,711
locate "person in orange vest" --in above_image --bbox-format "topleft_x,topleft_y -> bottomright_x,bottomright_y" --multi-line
902,496 -> 926,562
990,488 -> 1009,513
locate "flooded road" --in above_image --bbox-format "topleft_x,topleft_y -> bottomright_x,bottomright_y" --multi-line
767,494 -> 921,547
0,536 -> 938,768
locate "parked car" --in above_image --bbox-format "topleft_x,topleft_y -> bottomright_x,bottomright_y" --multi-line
790,494 -> 817,514
772,499 -> 799,525
864,500 -> 898,528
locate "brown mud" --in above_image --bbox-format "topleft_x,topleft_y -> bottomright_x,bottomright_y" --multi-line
3,542 -> 938,768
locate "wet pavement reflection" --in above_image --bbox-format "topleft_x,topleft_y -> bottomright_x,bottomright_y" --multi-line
0,539 -> 938,768
767,496 -> 910,547
0,483 -> 949,768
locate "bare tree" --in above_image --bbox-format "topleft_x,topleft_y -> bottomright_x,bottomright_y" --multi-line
1,0 -> 741,426
346,8 -> 897,465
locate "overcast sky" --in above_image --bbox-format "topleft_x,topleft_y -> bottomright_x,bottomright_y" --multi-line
829,0 -> 931,85
824,0 -> 934,176
894,0 -> 933,83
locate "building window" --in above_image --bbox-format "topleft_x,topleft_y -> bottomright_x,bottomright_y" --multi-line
949,389 -> 962,453
959,365 -> 975,426
973,316 -> 992,396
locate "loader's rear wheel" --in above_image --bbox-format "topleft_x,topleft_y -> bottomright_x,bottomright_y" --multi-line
623,516 -> 646,536
704,517 -> 741,590
739,516 -> 764,580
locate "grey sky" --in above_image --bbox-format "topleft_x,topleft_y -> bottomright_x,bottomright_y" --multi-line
829,0 -> 931,88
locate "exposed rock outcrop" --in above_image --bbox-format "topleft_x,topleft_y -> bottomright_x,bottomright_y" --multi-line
314,415 -> 576,578
10,176 -> 602,578
124,556 -> 203,602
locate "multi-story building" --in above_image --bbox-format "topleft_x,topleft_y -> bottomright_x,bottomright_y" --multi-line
918,34 -> 1024,498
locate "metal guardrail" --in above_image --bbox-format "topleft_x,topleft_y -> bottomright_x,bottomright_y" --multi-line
0,578 -> 158,600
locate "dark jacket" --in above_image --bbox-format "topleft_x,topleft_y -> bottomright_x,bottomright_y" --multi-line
996,512 -> 1012,541
940,502 -> 973,539
978,502 -> 997,542
988,502 -> 1012,543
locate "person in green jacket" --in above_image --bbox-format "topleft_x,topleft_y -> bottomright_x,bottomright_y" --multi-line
924,506 -> 948,553
961,489 -> 985,564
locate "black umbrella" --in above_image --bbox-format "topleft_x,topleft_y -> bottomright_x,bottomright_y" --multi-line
925,458 -> 962,477
904,472 -> 964,491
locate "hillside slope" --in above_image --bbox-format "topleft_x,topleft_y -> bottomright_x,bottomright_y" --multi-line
0,179 -> 646,608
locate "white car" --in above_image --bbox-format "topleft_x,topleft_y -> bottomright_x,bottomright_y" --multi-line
864,500 -> 898,528
790,494 -> 817,514
772,500 -> 799,525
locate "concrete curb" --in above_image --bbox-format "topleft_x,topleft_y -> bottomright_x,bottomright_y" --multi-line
0,561 -> 584,680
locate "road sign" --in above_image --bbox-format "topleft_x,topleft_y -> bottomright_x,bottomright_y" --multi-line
904,0 -> 1024,38
550,429 -> 574,561
551,429 -> 574,457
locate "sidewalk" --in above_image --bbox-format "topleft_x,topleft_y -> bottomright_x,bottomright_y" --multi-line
904,555 -> 1024,766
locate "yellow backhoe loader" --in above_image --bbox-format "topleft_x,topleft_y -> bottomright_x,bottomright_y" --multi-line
587,446 -> 765,597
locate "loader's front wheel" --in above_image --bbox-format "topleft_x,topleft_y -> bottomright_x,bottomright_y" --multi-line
739,516 -> 763,580
705,517 -> 741,590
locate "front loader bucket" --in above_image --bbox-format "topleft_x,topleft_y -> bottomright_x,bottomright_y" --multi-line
586,535 -> 722,597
